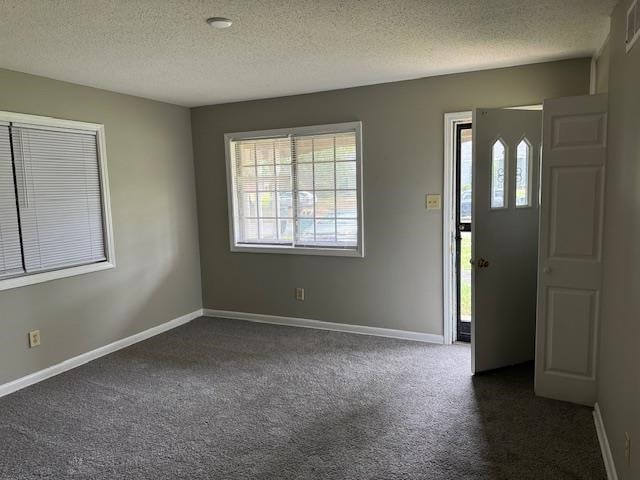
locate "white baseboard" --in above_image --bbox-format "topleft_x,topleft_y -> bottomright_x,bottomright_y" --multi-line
0,308 -> 203,399
203,309 -> 444,344
594,402 -> 619,480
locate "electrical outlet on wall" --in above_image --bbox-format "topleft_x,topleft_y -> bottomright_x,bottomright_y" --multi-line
28,330 -> 41,348
295,287 -> 305,301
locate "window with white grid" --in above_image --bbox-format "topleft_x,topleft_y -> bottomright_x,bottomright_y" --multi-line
226,122 -> 363,257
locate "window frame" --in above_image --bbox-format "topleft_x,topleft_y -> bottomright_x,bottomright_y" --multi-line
224,121 -> 364,257
0,110 -> 115,292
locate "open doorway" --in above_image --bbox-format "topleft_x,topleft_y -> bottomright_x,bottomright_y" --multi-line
443,111 -> 472,345
455,123 -> 472,342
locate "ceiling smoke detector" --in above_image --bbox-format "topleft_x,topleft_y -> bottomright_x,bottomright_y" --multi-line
206,17 -> 233,29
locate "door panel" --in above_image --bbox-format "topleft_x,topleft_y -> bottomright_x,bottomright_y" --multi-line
549,166 -> 603,258
471,108 -> 542,373
535,94 -> 607,406
545,287 -> 597,377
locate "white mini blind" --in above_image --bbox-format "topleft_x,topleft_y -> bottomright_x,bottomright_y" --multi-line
230,129 -> 359,250
232,136 -> 293,245
11,125 -> 106,273
0,123 -> 24,278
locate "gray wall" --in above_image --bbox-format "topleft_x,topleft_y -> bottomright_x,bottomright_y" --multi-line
0,69 -> 202,385
598,1 -> 640,477
192,59 -> 590,336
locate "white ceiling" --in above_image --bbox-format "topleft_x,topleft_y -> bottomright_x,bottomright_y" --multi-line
0,0 -> 616,107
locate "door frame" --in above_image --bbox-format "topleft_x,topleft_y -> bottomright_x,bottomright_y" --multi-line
443,111 -> 472,345
455,123 -> 473,343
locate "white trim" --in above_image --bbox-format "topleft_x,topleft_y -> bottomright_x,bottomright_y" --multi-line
203,309 -> 444,344
591,26 -> 611,94
0,262 -> 115,291
626,0 -> 639,53
225,122 -> 362,141
0,309 -> 203,398
0,110 -> 116,292
593,403 -> 619,480
590,56 -> 598,95
0,111 -> 106,132
443,112 -> 472,344
229,244 -> 362,257
224,121 -> 364,258
506,104 -> 544,111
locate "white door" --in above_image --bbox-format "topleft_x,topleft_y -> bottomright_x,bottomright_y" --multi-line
534,94 -> 607,406
472,108 -> 542,373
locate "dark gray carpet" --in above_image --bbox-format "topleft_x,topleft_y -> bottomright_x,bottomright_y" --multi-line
0,317 -> 605,479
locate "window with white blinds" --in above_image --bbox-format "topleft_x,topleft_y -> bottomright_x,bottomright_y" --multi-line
225,122 -> 363,256
0,112 -> 114,291
0,123 -> 23,279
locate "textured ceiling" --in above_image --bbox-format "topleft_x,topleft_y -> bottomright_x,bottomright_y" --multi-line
0,0 -> 615,107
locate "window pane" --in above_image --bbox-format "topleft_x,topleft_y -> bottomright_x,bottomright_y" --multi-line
258,192 -> 275,217
276,164 -> 292,190
315,191 -> 335,218
277,191 -> 293,217
297,163 -> 313,190
458,128 -> 473,223
296,218 -> 314,242
240,166 -> 256,186
297,191 -> 314,218
243,218 -> 258,242
315,219 -> 336,243
337,219 -> 357,244
336,161 -> 356,189
243,192 -> 257,217
516,140 -> 531,207
256,164 -> 275,191
255,141 -> 274,165
259,219 -> 277,241
238,143 -> 255,166
336,190 -> 357,218
313,136 -> 334,163
275,140 -> 291,164
278,219 -> 293,241
12,127 -> 106,272
491,140 -> 506,208
295,138 -> 313,163
460,231 -> 472,318
314,162 -> 334,190
0,125 -> 24,278
335,133 -> 356,161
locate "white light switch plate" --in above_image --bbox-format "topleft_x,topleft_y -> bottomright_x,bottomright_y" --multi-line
426,194 -> 441,210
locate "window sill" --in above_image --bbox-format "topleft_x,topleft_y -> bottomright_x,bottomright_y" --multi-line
231,244 -> 364,258
0,261 -> 115,292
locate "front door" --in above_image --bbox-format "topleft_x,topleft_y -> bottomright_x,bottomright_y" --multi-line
472,108 -> 542,373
